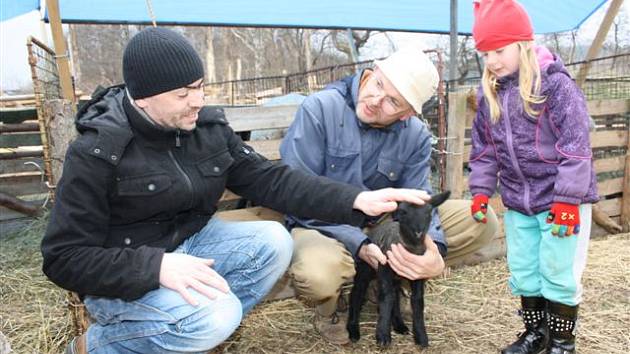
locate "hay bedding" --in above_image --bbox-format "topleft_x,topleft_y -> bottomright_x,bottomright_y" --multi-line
1,219 -> 628,353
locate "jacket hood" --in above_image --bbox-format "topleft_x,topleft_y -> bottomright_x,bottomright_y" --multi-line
497,46 -> 570,86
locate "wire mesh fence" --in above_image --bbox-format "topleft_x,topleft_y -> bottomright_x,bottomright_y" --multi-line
27,37 -> 63,105
26,36 -> 64,201
204,59 -> 377,106
565,53 -> 630,100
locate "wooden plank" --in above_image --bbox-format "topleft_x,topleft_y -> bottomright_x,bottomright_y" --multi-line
0,122 -> 40,133
0,157 -> 44,175
0,171 -> 47,196
0,132 -> 42,148
0,146 -> 44,160
597,178 -> 623,196
587,98 -> 630,117
216,206 -> 283,222
591,130 -> 627,149
0,107 -> 37,124
247,139 -> 282,161
445,91 -> 467,198
597,198 -> 622,217
594,156 -> 625,174
224,105 -> 298,132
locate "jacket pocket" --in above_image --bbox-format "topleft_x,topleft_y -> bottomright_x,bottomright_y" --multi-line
106,221 -> 167,248
377,157 -> 404,182
117,173 -> 172,197
325,150 -> 358,171
324,150 -> 359,180
197,150 -> 234,177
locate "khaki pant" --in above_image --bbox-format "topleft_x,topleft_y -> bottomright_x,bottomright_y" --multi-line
289,199 -> 498,316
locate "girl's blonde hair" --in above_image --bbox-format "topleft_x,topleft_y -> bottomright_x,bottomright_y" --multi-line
481,41 -> 546,123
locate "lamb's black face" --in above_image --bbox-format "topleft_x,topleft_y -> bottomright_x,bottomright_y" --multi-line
398,191 -> 451,248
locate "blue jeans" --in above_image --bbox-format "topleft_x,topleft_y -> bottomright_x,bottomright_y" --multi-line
83,217 -> 293,353
504,204 -> 591,306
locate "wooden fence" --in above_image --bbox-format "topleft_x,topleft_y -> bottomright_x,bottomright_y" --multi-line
1,97 -> 628,251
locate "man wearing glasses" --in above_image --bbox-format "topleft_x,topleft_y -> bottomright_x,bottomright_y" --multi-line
280,47 -> 499,345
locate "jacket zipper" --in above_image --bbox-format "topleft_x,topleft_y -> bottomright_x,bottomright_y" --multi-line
502,86 -> 533,215
169,133 -> 194,210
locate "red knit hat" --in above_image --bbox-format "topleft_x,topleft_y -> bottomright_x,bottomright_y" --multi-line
472,0 -> 534,51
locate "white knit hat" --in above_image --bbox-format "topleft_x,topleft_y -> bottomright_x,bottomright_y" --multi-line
375,47 -> 439,114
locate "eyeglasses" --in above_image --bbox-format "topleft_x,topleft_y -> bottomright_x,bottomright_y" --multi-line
368,72 -> 412,116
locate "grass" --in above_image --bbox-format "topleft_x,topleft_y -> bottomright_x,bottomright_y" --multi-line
1,216 -> 628,353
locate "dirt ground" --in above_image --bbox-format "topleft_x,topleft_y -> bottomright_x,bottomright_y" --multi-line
1,217 -> 628,353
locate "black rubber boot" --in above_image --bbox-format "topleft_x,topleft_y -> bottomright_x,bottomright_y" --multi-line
546,301 -> 578,354
501,297 -> 548,354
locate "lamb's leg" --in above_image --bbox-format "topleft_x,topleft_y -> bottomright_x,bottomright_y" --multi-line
391,285 -> 409,335
375,265 -> 396,347
347,261 -> 374,343
410,279 -> 429,347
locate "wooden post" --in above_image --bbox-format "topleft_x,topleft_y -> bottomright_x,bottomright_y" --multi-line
621,131 -> 630,232
445,90 -> 467,198
43,99 -> 77,192
46,0 -> 75,103
576,0 -> 624,88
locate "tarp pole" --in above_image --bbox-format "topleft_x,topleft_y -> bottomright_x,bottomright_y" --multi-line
449,0 -> 458,90
576,0 -> 623,88
46,0 -> 75,103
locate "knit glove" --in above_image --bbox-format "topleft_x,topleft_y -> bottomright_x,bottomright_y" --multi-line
546,202 -> 580,237
471,194 -> 489,223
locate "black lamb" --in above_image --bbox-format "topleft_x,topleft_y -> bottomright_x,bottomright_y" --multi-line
347,190 -> 451,347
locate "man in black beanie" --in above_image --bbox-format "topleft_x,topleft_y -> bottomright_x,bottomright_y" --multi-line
41,27 -> 431,353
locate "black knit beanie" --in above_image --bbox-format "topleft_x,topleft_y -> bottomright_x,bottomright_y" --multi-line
123,27 -> 204,99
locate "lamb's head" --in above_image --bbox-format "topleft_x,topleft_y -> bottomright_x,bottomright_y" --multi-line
398,191 -> 451,253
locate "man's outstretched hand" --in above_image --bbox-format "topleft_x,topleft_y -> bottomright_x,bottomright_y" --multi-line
353,188 -> 431,216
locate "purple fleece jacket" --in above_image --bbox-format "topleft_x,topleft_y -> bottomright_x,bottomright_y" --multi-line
469,46 -> 599,215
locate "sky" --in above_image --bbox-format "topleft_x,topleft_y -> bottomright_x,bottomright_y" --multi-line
1,1 -> 628,93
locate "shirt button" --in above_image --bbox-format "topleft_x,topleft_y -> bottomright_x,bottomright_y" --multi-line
213,166 -> 220,173
93,148 -> 101,154
389,172 -> 395,178
124,238 -> 131,245
330,164 -> 336,169
147,183 -> 156,191
110,155 -> 117,161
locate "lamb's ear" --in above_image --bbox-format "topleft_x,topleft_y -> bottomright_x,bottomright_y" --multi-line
430,190 -> 451,207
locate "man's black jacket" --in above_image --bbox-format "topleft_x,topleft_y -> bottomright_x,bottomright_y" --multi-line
41,85 -> 366,301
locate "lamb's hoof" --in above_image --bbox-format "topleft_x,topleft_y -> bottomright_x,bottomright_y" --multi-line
414,333 -> 429,348
347,325 -> 360,343
376,332 -> 392,347
393,322 -> 409,335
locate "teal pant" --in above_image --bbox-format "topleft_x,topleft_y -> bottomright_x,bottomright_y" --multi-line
504,205 -> 591,306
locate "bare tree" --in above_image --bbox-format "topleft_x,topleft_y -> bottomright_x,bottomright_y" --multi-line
330,29 -> 378,62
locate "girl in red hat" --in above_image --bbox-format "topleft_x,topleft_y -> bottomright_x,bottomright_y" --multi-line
468,1 -> 599,354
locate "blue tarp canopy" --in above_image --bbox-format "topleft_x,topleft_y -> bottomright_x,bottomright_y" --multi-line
46,0 -> 609,34
1,0 -> 39,21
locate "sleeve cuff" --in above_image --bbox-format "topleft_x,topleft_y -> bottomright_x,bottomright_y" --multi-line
435,242 -> 447,258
